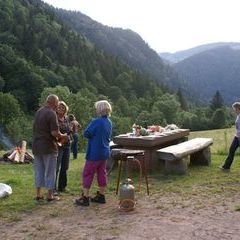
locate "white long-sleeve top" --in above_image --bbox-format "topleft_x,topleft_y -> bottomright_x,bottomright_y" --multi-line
235,114 -> 240,138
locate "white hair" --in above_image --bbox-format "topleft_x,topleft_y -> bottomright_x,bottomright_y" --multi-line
232,102 -> 240,110
95,100 -> 112,117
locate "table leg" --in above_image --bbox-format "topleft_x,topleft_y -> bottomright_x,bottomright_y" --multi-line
133,159 -> 142,192
144,149 -> 160,172
141,157 -> 150,195
116,159 -> 123,195
144,169 -> 150,195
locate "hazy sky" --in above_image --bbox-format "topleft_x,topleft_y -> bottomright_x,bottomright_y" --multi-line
43,0 -> 240,53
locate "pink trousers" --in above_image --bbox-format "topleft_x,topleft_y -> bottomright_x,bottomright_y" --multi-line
82,160 -> 107,189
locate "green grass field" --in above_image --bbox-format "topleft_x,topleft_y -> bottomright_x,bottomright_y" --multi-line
1,127 -> 240,221
189,126 -> 236,154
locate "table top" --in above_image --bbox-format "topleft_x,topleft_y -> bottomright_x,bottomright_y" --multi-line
113,129 -> 190,148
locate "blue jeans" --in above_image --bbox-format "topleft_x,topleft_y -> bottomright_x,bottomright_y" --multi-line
56,146 -> 70,191
223,136 -> 240,169
71,133 -> 79,159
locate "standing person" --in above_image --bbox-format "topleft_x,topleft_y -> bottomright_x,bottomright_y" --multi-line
220,102 -> 240,171
75,100 -> 112,206
32,94 -> 68,201
69,114 -> 81,159
55,101 -> 71,193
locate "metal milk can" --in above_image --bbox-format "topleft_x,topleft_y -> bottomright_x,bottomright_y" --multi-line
119,178 -> 135,211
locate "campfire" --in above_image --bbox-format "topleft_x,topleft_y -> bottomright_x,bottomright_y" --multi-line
0,141 -> 34,164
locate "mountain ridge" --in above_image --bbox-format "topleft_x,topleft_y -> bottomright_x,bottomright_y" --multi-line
159,42 -> 240,63
174,45 -> 240,104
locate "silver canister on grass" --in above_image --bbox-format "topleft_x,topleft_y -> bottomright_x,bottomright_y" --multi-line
119,178 -> 135,211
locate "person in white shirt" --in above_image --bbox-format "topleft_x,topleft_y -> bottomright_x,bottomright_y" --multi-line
220,102 -> 240,170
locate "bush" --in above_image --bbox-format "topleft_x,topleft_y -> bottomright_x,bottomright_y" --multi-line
0,92 -> 21,126
5,115 -> 33,146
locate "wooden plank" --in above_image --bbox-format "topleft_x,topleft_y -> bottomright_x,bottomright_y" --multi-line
157,138 -> 213,161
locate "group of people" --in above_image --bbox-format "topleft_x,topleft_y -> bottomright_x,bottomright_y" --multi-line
32,94 -> 240,205
32,94 -> 112,206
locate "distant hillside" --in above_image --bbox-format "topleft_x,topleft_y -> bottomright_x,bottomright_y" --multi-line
159,42 -> 240,63
174,46 -> 240,104
53,9 -> 181,89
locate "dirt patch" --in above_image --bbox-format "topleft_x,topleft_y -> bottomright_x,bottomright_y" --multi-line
1,192 -> 240,240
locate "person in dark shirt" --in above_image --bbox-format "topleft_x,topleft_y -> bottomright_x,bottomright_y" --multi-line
32,94 -> 68,202
75,100 -> 112,206
69,114 -> 81,159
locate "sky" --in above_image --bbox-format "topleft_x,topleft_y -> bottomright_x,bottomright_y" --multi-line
43,0 -> 240,53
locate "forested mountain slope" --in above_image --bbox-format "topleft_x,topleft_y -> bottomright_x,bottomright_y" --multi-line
174,46 -> 240,104
0,0 -> 168,112
52,8 -> 181,89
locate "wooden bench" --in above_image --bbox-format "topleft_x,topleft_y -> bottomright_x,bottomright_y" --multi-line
157,138 -> 213,174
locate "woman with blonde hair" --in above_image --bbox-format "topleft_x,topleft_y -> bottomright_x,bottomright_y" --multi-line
55,101 -> 71,193
75,100 -> 112,206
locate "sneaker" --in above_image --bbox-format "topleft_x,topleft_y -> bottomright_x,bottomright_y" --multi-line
34,196 -> 44,201
53,190 -> 59,196
218,166 -> 230,171
47,196 -> 60,202
91,191 -> 106,204
75,196 -> 90,206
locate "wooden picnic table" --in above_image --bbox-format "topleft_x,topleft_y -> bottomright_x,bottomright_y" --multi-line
113,129 -> 190,171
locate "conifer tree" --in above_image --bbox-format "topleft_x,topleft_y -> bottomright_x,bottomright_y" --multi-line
177,88 -> 188,111
211,108 -> 226,129
210,90 -> 224,111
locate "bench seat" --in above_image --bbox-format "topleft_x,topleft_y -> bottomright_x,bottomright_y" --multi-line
157,138 -> 213,174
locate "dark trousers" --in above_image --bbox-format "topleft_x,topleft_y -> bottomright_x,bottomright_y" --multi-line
56,146 -> 70,191
223,136 -> 240,169
71,133 -> 79,159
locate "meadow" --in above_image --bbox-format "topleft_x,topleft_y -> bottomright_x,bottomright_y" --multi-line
1,126 -> 240,222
